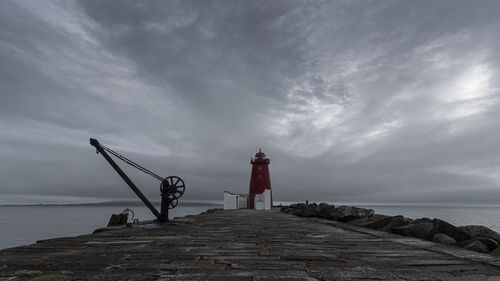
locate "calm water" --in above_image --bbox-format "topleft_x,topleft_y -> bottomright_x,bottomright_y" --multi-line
0,204 -> 217,250
2,203 -> 500,250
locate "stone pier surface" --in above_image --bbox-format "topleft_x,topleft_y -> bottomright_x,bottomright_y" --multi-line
2,210 -> 500,280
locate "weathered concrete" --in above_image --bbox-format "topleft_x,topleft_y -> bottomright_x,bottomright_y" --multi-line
2,209 -> 500,280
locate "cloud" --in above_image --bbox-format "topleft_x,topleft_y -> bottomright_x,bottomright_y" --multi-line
1,0 -> 500,205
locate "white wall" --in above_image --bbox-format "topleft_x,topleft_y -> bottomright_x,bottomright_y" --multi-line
224,192 -> 239,210
254,193 -> 265,210
255,189 -> 272,210
238,196 -> 248,209
263,189 -> 272,210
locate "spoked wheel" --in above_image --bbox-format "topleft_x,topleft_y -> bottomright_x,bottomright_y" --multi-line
168,197 -> 178,209
160,176 -> 185,200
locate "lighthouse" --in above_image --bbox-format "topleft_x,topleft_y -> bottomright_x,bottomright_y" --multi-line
249,149 -> 273,210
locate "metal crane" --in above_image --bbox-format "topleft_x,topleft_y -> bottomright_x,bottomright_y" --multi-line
89,138 -> 185,222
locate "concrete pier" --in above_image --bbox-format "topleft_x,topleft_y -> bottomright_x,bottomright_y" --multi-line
2,209 -> 500,280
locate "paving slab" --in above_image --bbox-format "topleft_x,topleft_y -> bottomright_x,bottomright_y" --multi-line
2,209 -> 500,280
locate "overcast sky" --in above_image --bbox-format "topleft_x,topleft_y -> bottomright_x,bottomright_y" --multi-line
1,0 -> 500,205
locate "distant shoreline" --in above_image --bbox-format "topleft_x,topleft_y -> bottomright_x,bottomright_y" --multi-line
0,200 -> 223,207
4,201 -> 500,208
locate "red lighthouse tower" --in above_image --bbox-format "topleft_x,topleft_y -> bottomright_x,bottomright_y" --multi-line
249,149 -> 272,209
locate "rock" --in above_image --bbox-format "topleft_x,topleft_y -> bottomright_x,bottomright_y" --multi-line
347,216 -> 371,226
349,214 -> 390,227
107,213 -> 128,227
458,237 -> 499,251
204,208 -> 223,214
280,205 -> 297,214
279,206 -> 292,214
301,203 -> 318,217
279,206 -> 290,213
292,206 -> 304,216
431,219 -> 472,242
414,217 -> 433,223
393,218 -> 467,242
464,240 -> 489,253
289,203 -> 305,208
490,247 -> 500,256
281,203 -> 318,217
478,238 -> 499,251
363,216 -> 392,229
285,203 -> 306,216
371,214 -> 391,221
331,206 -> 375,222
432,233 -> 456,245
392,218 -> 434,241
315,203 -> 336,219
459,225 -> 500,244
364,215 -> 412,232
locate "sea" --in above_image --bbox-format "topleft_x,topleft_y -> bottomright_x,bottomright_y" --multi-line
0,202 -> 217,250
2,202 -> 500,250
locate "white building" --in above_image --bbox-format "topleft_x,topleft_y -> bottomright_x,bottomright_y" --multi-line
223,190 -> 271,210
223,192 -> 248,210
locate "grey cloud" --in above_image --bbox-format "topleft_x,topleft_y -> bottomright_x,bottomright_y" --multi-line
78,0 -> 308,96
1,0 -> 500,205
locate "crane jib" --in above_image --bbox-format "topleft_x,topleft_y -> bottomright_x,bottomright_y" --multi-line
89,138 -> 185,222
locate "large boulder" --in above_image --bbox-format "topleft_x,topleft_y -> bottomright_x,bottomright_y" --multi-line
458,225 -> 500,245
392,218 -> 434,241
301,203 -> 318,217
347,214 -> 391,227
458,238 -> 499,252
370,214 -> 391,221
280,204 -> 291,212
331,206 -> 375,222
392,218 -> 475,243
292,204 -> 306,216
346,216 -> 371,226
432,233 -> 456,245
464,240 -> 489,253
315,203 -> 336,219
490,247 -> 500,256
364,215 -> 412,232
280,203 -> 323,218
279,205 -> 292,214
431,219 -> 472,242
280,203 -> 306,216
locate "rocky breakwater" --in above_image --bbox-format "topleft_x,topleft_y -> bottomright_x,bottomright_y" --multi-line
280,202 -> 500,255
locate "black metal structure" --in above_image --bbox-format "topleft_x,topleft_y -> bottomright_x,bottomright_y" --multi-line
89,138 -> 185,222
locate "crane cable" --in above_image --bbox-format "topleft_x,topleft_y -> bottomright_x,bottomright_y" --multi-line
98,143 -> 164,182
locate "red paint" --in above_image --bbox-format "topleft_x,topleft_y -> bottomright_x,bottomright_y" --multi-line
249,149 -> 272,207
